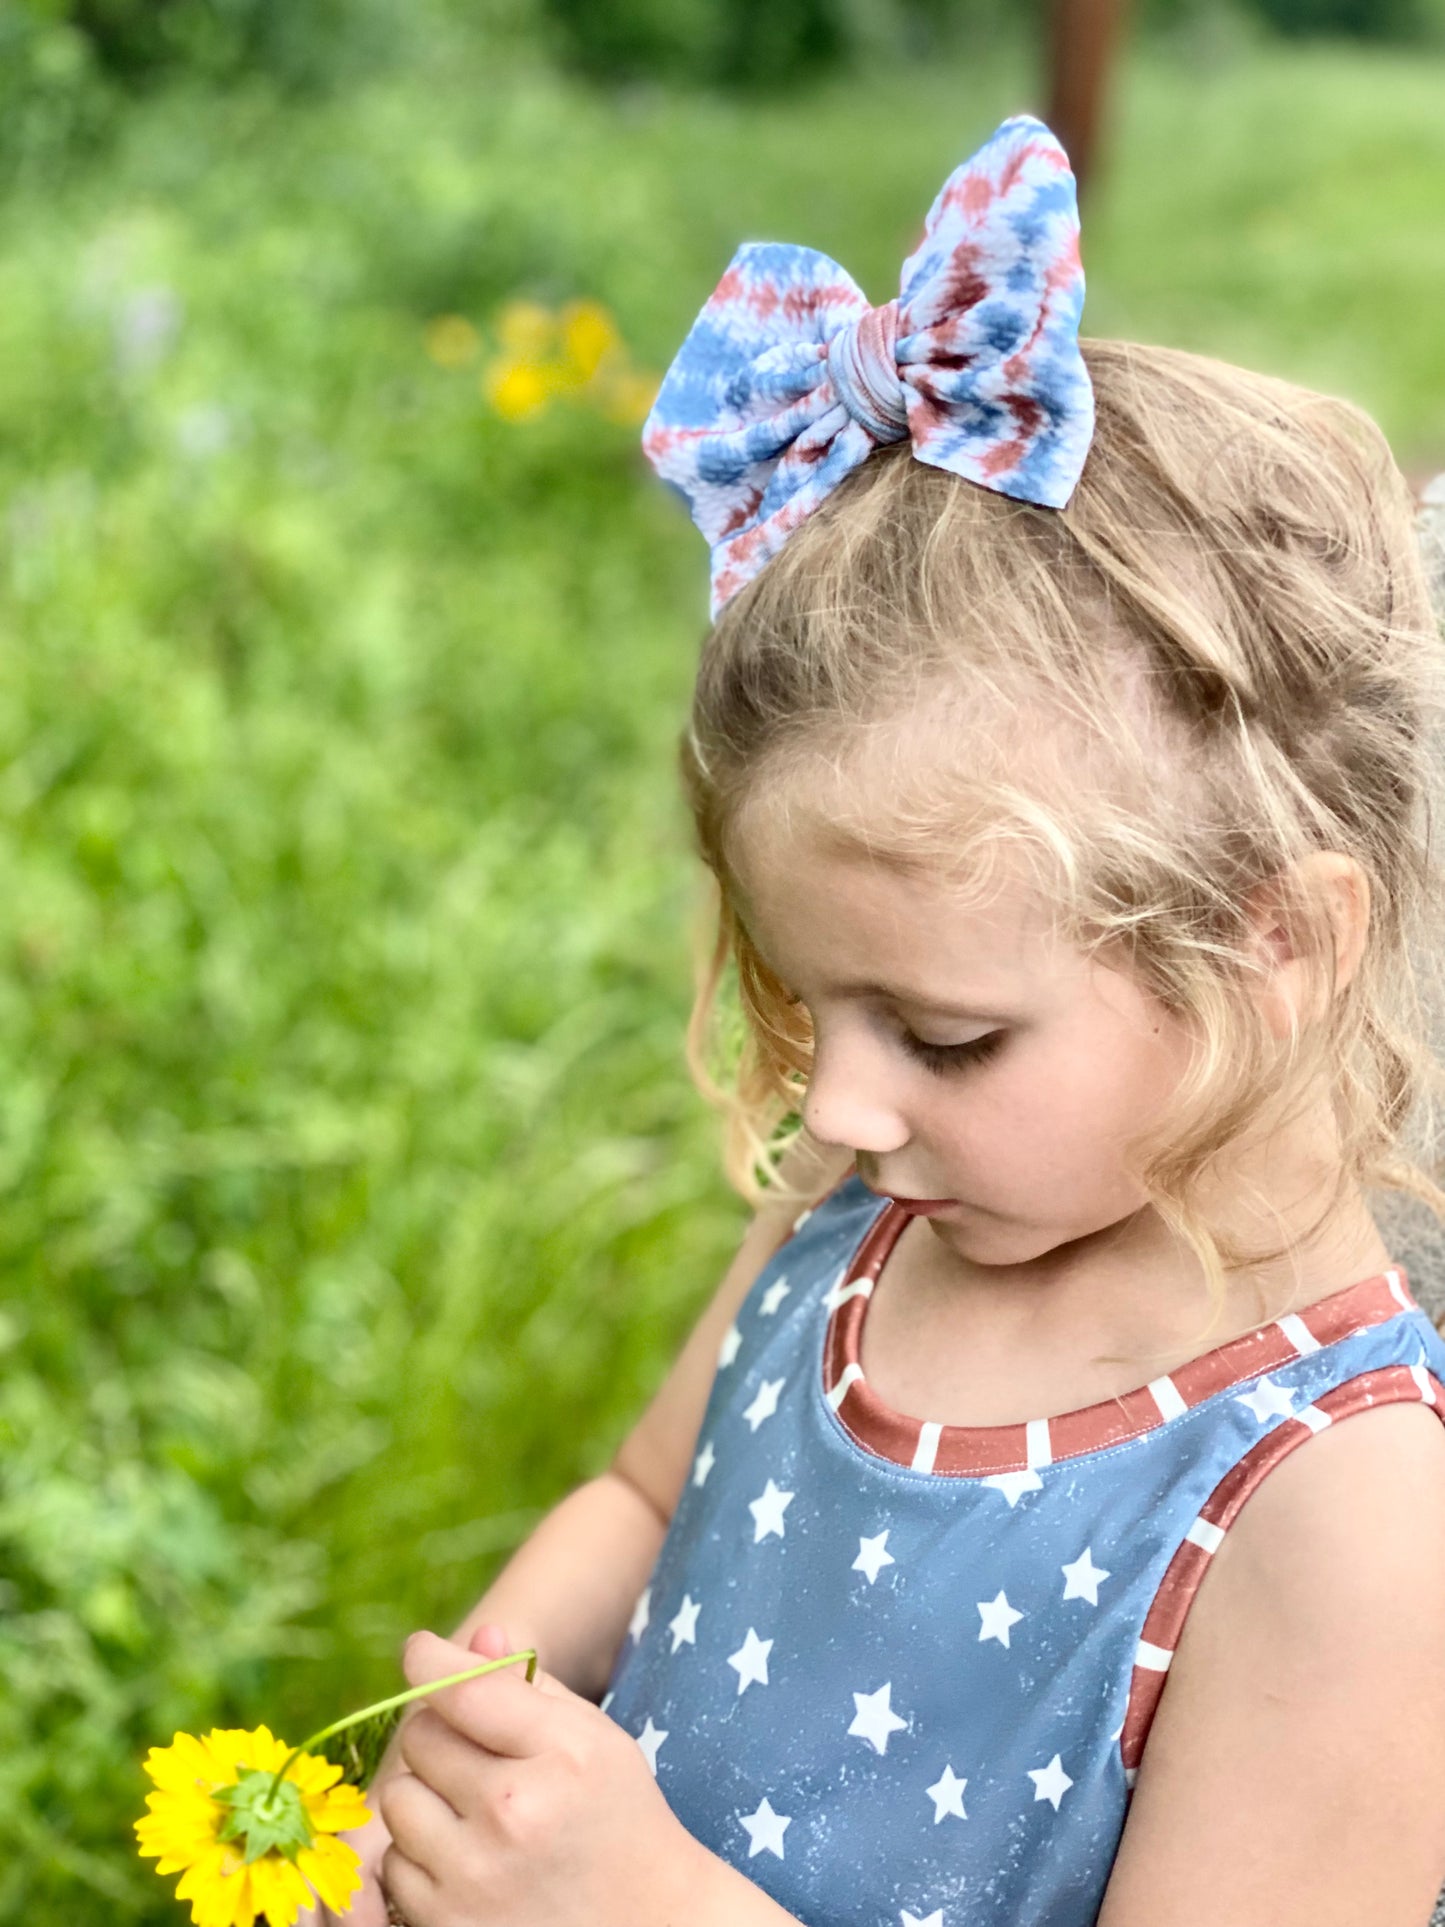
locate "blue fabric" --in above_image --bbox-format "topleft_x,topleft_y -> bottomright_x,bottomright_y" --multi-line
603,1175 -> 1445,1927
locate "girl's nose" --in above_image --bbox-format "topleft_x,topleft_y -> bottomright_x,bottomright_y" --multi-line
801,1033 -> 911,1157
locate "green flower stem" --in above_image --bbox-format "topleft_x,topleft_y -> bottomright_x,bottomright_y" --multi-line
265,1649 -> 539,1808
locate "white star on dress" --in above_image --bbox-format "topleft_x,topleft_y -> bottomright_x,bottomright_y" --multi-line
728,1628 -> 773,1695
739,1797 -> 791,1859
981,1468 -> 1044,1507
848,1681 -> 908,1755
925,1763 -> 968,1824
718,1324 -> 742,1368
692,1439 -> 716,1487
1236,1374 -> 1297,1423
977,1589 -> 1024,1648
667,1594 -> 701,1653
636,1717 -> 667,1775
1028,1754 -> 1074,1810
1061,1547 -> 1111,1606
853,1531 -> 896,1584
742,1377 -> 785,1431
627,1586 -> 651,1644
902,1913 -> 944,1927
760,1277 -> 792,1315
749,1479 -> 794,1542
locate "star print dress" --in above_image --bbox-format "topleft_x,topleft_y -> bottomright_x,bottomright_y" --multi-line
601,1174 -> 1445,1927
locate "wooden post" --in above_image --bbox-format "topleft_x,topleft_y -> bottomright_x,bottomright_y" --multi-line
1044,0 -> 1131,200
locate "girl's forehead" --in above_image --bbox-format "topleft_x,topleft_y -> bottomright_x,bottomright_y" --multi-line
728,798 -> 1072,1006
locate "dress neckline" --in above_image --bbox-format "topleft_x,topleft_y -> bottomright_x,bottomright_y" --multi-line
819,1184 -> 1417,1478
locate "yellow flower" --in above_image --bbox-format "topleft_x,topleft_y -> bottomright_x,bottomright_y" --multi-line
480,296 -> 654,426
137,1726 -> 370,1927
424,314 -> 480,369
483,357 -> 558,421
559,299 -> 621,382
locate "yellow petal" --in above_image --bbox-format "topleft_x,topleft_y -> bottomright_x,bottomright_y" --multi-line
298,1834 -> 364,1914
251,1854 -> 312,1927
306,1784 -> 370,1833
238,1725 -> 290,1774
198,1729 -> 256,1782
284,1749 -> 341,1796
176,1843 -> 250,1927
145,1731 -> 224,1793
136,1801 -> 219,1864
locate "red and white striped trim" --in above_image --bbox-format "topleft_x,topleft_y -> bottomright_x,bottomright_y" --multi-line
820,1194 -> 1420,1479
1118,1363 -> 1445,1785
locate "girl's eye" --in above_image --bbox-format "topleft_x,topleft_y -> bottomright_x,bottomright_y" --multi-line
899,1028 -> 1006,1075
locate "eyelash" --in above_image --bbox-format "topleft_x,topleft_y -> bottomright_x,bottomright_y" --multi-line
898,1028 -> 1007,1075
782,992 -> 1006,1077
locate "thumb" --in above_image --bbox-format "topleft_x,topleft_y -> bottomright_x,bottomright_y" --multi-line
467,1622 -> 511,1661
465,1623 -> 577,1706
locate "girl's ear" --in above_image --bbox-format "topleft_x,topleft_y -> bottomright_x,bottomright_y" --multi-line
1247,852 -> 1371,1039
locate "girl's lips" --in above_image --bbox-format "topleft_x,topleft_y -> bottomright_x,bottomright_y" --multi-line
890,1195 -> 956,1216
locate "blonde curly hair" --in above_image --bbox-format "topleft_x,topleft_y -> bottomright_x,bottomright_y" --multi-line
680,337 -> 1445,1307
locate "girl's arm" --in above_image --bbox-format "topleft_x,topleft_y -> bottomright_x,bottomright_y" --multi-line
323,1135 -> 851,1926
1098,1401 -> 1445,1927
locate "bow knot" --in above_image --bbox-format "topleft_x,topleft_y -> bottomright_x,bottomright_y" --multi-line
643,115 -> 1095,617
826,299 -> 907,443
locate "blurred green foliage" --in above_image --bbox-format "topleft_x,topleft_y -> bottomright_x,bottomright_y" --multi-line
6,0 -> 1444,123
1250,0 -> 1432,30
2,9 -> 1445,1920
23,0 -> 396,87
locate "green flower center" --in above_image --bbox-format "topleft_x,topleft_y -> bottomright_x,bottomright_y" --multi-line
214,1770 -> 314,1864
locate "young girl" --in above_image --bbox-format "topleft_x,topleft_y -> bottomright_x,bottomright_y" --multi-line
339,117 -> 1445,1927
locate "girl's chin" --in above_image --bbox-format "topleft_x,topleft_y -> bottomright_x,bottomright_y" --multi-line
924,1210 -> 1082,1269
925,1200 -> 1152,1270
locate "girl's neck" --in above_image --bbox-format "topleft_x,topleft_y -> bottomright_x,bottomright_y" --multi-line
897,1129 -> 1393,1379
867,1179 -> 1393,1435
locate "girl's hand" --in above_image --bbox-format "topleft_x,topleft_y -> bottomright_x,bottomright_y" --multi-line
378,1627 -> 709,1927
298,1622 -> 516,1927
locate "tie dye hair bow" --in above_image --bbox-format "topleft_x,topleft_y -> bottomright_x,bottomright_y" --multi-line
643,115 -> 1095,616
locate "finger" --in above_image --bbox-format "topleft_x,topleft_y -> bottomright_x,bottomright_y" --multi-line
405,1628 -> 535,1691
377,1769 -> 461,1874
402,1631 -> 565,1758
468,1621 -> 510,1659
408,1628 -> 576,1706
399,1706 -> 508,1819
381,1843 -> 436,1927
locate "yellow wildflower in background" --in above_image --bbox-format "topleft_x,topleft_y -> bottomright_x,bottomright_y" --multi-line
476,296 -> 658,426
136,1726 -> 369,1927
558,299 -> 620,381
486,357 -> 555,421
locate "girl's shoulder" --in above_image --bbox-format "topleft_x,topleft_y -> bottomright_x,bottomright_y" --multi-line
1103,1398 -> 1445,1925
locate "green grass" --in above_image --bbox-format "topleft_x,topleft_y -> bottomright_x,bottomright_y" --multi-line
2,26 -> 1444,1919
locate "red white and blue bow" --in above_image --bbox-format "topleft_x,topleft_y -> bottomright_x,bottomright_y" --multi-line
642,115 -> 1094,617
